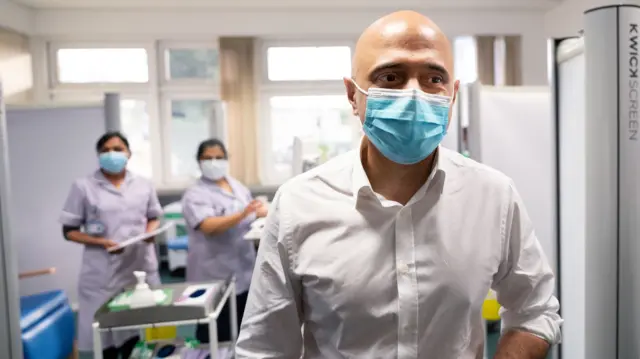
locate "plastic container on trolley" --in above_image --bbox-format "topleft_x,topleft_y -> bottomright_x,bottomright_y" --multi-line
91,276 -> 237,359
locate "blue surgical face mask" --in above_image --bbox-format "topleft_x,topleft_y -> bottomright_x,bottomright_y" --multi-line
352,80 -> 451,165
99,151 -> 128,174
200,159 -> 229,181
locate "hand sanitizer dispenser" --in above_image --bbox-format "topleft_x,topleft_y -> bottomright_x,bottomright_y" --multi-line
129,271 -> 156,309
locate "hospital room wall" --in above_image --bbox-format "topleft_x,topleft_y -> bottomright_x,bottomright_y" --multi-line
0,27 -> 32,104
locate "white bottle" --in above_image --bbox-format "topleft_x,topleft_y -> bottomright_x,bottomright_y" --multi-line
129,271 -> 156,309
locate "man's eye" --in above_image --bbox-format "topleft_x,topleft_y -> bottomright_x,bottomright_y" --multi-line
377,73 -> 401,83
430,75 -> 444,84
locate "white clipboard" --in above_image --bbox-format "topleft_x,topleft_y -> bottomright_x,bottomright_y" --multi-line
107,221 -> 175,252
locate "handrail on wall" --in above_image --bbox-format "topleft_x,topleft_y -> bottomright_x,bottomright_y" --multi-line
18,267 -> 56,280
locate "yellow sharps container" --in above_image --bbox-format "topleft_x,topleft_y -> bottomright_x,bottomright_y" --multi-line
482,290 -> 501,321
145,326 -> 177,341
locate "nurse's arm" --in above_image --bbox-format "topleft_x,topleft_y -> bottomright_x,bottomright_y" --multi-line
492,181 -> 562,359
144,186 -> 163,242
236,192 -> 303,359
143,218 -> 160,243
62,226 -> 114,249
59,181 -> 116,250
198,212 -> 248,235
183,193 -> 259,235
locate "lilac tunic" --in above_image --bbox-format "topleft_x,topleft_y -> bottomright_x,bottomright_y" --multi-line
182,177 -> 256,294
59,170 -> 162,351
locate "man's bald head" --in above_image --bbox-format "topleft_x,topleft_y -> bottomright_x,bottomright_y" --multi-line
352,11 -> 452,78
345,10 -> 458,121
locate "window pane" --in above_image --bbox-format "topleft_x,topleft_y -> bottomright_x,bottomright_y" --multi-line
167,48 -> 219,80
56,48 -> 149,83
170,99 -> 216,178
267,46 -> 351,81
268,95 -> 359,182
120,99 -> 152,178
454,37 -> 478,84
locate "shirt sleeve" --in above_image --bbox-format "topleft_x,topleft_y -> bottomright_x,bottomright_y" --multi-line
235,190 -> 304,359
59,180 -> 86,227
146,185 -> 163,219
181,189 -> 217,230
492,181 -> 563,345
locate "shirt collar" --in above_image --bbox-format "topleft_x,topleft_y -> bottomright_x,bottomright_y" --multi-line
199,175 -> 239,197
351,142 -> 445,206
93,169 -> 133,183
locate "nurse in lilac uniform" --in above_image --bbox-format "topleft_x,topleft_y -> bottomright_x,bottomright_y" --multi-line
59,132 -> 163,358
182,138 -> 267,343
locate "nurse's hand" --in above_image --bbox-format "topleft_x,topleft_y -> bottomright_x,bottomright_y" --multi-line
101,239 -> 123,254
243,200 -> 261,217
256,203 -> 268,218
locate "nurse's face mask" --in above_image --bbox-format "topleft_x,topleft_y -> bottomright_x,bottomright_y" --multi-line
200,159 -> 229,181
98,151 -> 128,174
351,79 -> 451,165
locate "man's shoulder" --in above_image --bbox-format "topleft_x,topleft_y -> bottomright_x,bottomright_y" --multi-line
276,150 -> 355,202
439,147 -> 513,192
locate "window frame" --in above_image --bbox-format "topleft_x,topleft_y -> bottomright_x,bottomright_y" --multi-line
160,92 -> 222,187
46,40 -> 225,190
259,39 -> 356,85
158,40 -> 221,88
48,42 -> 155,89
256,39 -> 356,185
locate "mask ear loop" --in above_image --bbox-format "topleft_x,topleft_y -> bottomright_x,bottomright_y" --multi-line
350,78 -> 369,96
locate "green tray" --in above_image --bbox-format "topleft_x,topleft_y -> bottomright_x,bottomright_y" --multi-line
108,288 -> 173,312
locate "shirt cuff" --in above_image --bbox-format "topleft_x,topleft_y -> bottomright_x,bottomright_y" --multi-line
59,211 -> 83,227
501,313 -> 563,345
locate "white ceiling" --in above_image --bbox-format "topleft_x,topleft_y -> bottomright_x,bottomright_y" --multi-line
10,0 -> 562,10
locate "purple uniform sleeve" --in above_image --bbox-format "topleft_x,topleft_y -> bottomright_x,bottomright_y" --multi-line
182,188 -> 218,230
59,180 -> 86,227
147,185 -> 163,219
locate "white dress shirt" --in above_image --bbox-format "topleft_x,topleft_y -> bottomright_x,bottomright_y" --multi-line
236,146 -> 562,359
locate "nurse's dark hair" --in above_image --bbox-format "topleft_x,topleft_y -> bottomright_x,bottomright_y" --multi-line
95,131 -> 130,152
196,138 -> 228,160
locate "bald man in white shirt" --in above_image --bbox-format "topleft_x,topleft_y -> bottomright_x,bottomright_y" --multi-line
236,10 -> 562,359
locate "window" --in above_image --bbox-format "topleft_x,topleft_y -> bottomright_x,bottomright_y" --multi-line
266,95 -> 358,183
165,48 -> 219,81
48,41 -> 223,188
169,99 -> 217,179
266,46 -> 351,81
120,99 -> 153,178
56,48 -> 149,83
454,37 -> 478,84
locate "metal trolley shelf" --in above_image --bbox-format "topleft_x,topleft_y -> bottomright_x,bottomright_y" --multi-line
92,277 -> 237,359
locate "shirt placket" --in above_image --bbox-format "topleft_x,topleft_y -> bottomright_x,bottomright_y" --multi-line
395,206 -> 419,359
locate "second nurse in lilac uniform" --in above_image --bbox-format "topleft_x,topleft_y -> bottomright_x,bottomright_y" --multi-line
182,138 -> 267,343
59,132 -> 163,358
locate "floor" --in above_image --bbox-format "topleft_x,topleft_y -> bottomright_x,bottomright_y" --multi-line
79,266 -> 504,358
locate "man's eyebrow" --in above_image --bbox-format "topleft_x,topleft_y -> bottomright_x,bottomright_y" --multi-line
368,61 -> 450,79
425,63 -> 449,78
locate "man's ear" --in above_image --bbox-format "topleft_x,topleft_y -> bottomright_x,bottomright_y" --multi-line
343,77 -> 359,116
447,80 -> 460,127
452,79 -> 460,105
